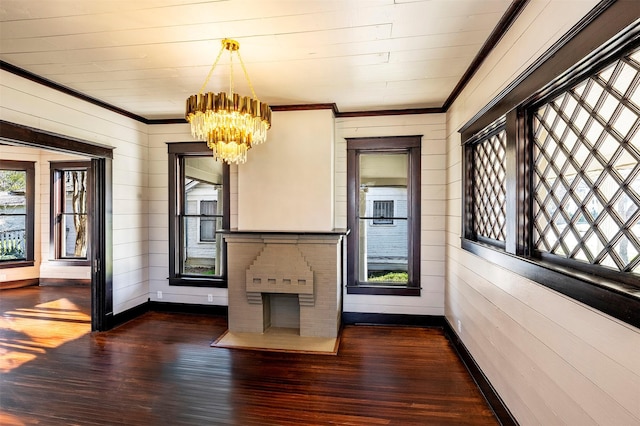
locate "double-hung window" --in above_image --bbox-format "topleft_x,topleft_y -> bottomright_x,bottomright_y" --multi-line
168,142 -> 229,287
461,19 -> 639,327
50,162 -> 91,263
0,160 -> 34,267
347,136 -> 421,295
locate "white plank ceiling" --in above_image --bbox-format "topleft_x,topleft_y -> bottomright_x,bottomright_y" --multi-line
0,0 -> 514,119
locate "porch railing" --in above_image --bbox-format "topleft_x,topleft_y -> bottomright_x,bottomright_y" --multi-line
0,229 -> 26,259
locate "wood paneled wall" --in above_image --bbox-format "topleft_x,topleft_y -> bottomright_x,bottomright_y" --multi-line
337,113 -> 447,315
0,70 -> 150,315
445,0 -> 640,424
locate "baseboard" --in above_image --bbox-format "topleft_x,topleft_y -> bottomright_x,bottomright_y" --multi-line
108,301 -> 228,330
109,300 -> 151,329
150,301 -> 228,316
443,319 -> 518,426
342,312 -> 446,327
39,278 -> 91,286
0,277 -> 39,290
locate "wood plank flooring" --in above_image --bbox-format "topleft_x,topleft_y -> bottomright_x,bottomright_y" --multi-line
0,286 -> 498,425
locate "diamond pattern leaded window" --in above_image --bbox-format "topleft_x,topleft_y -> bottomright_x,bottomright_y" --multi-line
472,127 -> 507,242
531,46 -> 640,273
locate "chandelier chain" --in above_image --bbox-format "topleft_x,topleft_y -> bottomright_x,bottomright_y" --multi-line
229,51 -> 234,96
198,42 -> 226,95
237,50 -> 259,100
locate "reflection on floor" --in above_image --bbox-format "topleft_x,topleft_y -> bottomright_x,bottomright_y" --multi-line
0,286 -> 90,372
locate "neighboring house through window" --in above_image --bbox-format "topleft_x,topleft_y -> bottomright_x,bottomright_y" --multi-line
0,160 -> 35,267
199,200 -> 217,242
372,200 -> 394,225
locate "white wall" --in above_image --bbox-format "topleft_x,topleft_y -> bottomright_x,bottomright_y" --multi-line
445,1 -> 640,424
238,109 -> 335,231
0,70 -> 150,314
337,114 -> 447,316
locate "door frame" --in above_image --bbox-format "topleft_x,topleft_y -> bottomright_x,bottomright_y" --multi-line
1,119 -> 113,331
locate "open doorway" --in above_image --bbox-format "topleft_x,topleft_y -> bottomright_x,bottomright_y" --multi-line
0,120 -> 112,331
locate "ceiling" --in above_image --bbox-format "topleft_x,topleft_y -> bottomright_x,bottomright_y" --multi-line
0,0 -> 516,120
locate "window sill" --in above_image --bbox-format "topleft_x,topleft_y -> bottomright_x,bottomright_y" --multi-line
0,260 -> 34,269
346,285 -> 421,296
48,259 -> 91,266
461,239 -> 640,329
168,276 -> 227,288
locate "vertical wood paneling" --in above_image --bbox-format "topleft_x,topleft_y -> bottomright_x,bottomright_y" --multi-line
445,1 -> 640,424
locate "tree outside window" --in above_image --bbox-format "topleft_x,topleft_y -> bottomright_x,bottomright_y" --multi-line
51,162 -> 90,261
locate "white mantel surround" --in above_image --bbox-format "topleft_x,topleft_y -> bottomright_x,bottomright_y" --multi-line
224,230 -> 347,340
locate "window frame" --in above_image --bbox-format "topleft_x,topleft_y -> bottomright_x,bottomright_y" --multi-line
460,3 -> 640,328
168,142 -> 230,288
346,136 -> 421,296
0,160 -> 35,268
49,161 -> 92,265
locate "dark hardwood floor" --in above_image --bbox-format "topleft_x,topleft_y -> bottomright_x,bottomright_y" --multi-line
0,286 -> 498,425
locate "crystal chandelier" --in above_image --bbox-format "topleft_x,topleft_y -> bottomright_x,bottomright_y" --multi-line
186,39 -> 272,164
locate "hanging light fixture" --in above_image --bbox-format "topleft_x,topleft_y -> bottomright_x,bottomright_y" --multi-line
186,38 -> 272,164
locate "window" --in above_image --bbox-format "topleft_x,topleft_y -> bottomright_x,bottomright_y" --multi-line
372,200 -> 394,225
461,15 -> 639,328
530,53 -> 639,274
168,142 -> 229,287
50,162 -> 91,262
464,119 -> 507,247
347,136 -> 421,296
199,200 -> 217,242
0,160 -> 35,267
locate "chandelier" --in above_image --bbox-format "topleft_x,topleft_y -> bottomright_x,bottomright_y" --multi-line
186,38 -> 272,164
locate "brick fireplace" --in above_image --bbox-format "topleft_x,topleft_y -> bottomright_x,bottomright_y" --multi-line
224,231 -> 346,339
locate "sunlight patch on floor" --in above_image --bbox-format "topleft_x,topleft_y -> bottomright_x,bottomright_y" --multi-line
0,298 -> 90,372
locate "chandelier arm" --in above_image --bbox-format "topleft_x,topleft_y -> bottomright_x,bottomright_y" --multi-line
236,50 -> 259,100
198,42 -> 227,94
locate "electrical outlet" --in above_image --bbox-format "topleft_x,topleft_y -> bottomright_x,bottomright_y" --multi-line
457,319 -> 462,333
207,294 -> 213,302
157,290 -> 163,299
